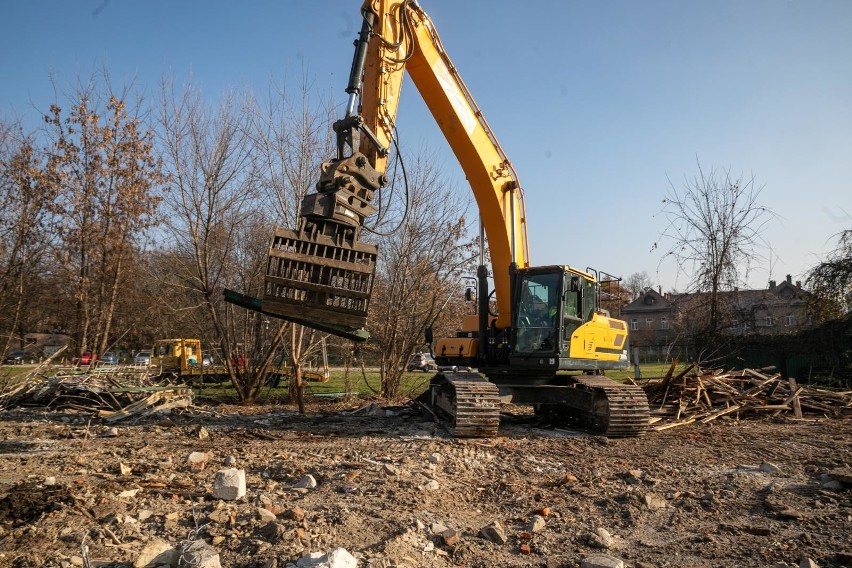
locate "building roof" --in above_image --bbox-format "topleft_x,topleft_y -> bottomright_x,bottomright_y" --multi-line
622,288 -> 675,314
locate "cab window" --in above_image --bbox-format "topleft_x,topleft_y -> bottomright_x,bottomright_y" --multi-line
581,279 -> 597,321
514,272 -> 560,354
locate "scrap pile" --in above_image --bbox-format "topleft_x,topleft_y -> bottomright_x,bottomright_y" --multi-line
0,362 -> 192,421
643,365 -> 852,431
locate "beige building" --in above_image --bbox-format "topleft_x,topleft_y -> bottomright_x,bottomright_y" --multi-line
622,275 -> 815,359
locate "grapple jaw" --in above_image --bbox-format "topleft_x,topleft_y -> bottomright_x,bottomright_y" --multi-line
227,151 -> 382,340
263,221 -> 378,332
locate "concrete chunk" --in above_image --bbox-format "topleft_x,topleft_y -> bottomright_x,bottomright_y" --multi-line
295,548 -> 358,568
479,521 -> 508,545
134,538 -> 177,568
178,540 -> 221,568
213,468 -> 246,500
293,474 -> 318,489
581,553 -> 625,568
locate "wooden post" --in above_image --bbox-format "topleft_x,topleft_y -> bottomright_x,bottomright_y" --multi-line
788,377 -> 803,419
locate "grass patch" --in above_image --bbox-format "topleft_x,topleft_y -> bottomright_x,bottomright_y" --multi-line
192,363 -> 686,405
0,365 -> 40,388
192,369 -> 435,405
607,361 -> 684,382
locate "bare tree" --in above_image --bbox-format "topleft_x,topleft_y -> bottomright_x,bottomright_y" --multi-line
806,225 -> 852,319
249,73 -> 335,228
624,271 -> 653,300
655,162 -> 774,353
246,75 -> 337,411
367,152 -> 477,399
157,79 -> 281,402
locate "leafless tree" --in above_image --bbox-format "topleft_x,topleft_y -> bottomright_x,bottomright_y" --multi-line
249,73 -> 336,227
366,151 -> 478,399
624,271 -> 654,300
157,78 -> 283,402
655,162 -> 774,354
246,75 -> 337,411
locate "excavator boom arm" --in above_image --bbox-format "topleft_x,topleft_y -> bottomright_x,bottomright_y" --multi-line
235,0 -> 533,337
354,0 -> 529,328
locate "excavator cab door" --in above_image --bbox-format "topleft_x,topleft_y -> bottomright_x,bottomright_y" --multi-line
561,274 -> 585,347
512,269 -> 562,356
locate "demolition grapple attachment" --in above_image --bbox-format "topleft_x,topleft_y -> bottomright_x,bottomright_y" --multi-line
226,9 -> 387,340
225,151 -> 382,341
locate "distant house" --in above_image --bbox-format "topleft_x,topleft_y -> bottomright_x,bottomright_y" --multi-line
621,288 -> 677,359
622,274 -> 815,360
723,275 -> 813,336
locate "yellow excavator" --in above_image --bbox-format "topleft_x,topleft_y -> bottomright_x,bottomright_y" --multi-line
226,0 -> 649,437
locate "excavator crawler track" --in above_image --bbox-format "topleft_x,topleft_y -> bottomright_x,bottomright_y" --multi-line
425,372 -> 500,438
573,375 -> 649,437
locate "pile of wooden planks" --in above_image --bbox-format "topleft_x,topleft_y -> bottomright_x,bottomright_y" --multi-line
643,365 -> 852,431
0,363 -> 192,420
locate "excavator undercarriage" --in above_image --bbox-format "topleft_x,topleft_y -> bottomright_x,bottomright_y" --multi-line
421,372 -> 649,438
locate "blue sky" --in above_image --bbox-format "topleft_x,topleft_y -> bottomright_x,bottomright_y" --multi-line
2,0 -> 851,291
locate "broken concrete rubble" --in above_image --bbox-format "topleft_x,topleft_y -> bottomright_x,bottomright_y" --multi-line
134,538 -> 177,568
178,540 -> 221,568
294,548 -> 358,568
479,521 -> 508,545
212,468 -> 246,500
293,474 -> 318,489
581,554 -> 625,568
0,396 -> 848,568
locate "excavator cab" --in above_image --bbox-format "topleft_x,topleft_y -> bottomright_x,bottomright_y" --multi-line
508,266 -> 628,371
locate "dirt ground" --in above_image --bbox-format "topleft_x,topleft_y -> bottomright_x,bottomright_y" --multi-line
0,401 -> 849,568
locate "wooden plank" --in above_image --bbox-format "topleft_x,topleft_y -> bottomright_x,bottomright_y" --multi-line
700,404 -> 742,423
742,376 -> 782,398
657,363 -> 694,410
652,417 -> 696,431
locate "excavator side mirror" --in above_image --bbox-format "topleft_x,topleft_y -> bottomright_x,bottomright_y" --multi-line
424,327 -> 434,344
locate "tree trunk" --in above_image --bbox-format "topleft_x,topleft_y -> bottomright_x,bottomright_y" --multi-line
295,365 -> 305,414
3,268 -> 26,354
97,250 -> 124,355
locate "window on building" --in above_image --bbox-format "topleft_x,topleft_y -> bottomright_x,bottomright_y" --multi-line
645,318 -> 653,330
661,318 -> 668,330
785,315 -> 795,326
765,316 -> 774,327
631,319 -> 638,331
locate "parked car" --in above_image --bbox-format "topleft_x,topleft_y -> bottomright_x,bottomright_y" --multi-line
3,351 -> 25,365
79,351 -> 97,365
407,352 -> 437,372
133,350 -> 151,366
101,352 -> 119,365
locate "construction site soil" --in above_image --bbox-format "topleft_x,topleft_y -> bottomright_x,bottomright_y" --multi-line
0,402 -> 849,568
